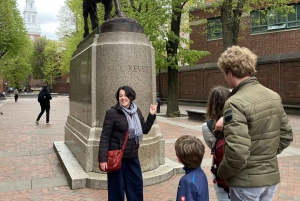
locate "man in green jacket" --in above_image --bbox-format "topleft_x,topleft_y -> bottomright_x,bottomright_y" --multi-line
217,46 -> 293,200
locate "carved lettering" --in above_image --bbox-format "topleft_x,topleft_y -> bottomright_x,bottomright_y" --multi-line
128,65 -> 150,73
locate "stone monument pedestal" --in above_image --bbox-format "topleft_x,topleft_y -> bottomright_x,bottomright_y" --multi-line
54,17 -> 183,189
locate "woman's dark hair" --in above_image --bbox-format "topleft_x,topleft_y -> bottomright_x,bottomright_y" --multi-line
115,86 -> 136,102
206,86 -> 230,128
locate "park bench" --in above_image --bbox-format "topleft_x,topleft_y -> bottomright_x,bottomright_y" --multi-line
186,109 -> 206,121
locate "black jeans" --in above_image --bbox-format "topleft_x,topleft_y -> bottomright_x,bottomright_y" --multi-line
36,104 -> 50,123
14,94 -> 18,102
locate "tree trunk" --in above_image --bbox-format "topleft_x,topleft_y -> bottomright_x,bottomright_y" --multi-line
166,67 -> 180,117
221,0 -> 246,51
165,1 -> 182,117
232,0 -> 245,45
221,0 -> 233,51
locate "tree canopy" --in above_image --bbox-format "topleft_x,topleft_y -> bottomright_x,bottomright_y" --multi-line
0,41 -> 33,88
31,37 -> 62,86
0,0 -> 30,59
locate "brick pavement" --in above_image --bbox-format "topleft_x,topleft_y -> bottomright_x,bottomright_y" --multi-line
0,97 -> 299,201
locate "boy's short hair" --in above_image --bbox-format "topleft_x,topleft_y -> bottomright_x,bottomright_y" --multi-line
218,45 -> 257,78
175,135 -> 205,169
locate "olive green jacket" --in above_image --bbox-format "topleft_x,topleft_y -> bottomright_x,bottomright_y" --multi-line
217,77 -> 293,187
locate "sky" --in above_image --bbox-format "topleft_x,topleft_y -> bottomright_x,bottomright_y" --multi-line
17,0 -> 65,40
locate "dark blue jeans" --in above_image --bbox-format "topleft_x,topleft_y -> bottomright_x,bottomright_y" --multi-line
36,104 -> 50,123
107,157 -> 143,201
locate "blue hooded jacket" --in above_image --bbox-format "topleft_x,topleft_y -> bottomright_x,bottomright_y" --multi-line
176,167 -> 209,201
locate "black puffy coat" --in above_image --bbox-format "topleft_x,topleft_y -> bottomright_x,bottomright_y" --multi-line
98,103 -> 156,162
38,89 -> 52,106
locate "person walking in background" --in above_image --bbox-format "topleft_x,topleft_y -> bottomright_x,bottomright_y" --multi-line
14,88 -> 19,102
174,135 -> 209,201
216,46 -> 293,200
98,86 -> 157,201
202,86 -> 230,201
36,86 -> 52,125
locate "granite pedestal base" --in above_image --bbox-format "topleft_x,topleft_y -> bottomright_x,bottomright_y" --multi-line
53,141 -> 183,189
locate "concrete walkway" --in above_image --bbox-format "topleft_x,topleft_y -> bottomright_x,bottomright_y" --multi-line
0,96 -> 299,200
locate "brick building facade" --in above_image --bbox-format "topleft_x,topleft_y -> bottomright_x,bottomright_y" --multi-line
158,2 -> 300,106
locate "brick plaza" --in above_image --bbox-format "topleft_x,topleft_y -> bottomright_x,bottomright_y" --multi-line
0,96 -> 299,200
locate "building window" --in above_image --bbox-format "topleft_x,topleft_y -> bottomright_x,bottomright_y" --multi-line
250,3 -> 300,34
207,17 -> 222,40
32,16 -> 35,23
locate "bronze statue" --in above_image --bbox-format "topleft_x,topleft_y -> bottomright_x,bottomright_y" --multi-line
83,0 -> 126,38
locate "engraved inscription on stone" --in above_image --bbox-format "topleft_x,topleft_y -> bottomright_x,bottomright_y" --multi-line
103,65 -> 151,73
128,65 -> 151,73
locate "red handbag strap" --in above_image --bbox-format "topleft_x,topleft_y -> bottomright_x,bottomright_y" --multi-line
121,130 -> 129,150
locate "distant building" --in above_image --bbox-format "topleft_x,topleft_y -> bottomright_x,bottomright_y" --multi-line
23,0 -> 41,41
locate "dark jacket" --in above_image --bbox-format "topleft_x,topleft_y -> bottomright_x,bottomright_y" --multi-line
38,89 -> 52,106
98,103 -> 156,162
218,77 -> 293,187
176,167 -> 209,201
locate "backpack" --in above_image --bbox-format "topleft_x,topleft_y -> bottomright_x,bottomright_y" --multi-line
38,92 -> 45,103
206,120 -> 230,195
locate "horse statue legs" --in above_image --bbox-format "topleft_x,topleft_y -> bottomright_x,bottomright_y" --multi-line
83,0 -> 126,38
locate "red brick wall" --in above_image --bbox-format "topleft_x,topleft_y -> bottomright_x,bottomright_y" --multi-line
190,8 -> 300,64
157,61 -> 300,105
53,83 -> 69,94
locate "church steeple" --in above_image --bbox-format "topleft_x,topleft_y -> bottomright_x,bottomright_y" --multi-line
23,0 -> 41,41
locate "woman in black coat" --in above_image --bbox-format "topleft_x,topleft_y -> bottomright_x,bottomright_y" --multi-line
98,86 -> 157,201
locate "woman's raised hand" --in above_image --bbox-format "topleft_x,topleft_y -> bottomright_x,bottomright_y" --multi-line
149,103 -> 158,115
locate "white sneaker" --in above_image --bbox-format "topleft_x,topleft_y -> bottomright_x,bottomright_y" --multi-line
35,121 -> 39,125
46,122 -> 52,125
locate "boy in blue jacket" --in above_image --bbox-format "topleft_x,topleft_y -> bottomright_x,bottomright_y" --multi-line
175,135 -> 209,201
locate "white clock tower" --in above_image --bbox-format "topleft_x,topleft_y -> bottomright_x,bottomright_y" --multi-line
23,0 -> 41,41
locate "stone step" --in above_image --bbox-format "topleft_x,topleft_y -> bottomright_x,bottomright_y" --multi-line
53,141 -> 184,189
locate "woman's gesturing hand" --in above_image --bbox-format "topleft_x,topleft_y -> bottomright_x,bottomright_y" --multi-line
149,103 -> 158,115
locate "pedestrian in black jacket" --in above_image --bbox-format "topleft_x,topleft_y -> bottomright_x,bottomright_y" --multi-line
35,86 -> 52,125
98,86 -> 157,201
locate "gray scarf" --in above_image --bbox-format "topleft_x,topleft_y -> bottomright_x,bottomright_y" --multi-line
121,102 -> 143,144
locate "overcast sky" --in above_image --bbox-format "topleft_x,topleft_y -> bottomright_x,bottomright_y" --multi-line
17,0 -> 65,40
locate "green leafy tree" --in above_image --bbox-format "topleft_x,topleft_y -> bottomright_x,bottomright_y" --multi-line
202,0 -> 294,50
0,42 -> 33,88
0,0 -> 29,59
43,40 -> 62,88
31,37 -> 47,79
31,38 -> 62,87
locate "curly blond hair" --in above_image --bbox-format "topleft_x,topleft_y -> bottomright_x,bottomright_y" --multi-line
218,46 -> 257,78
